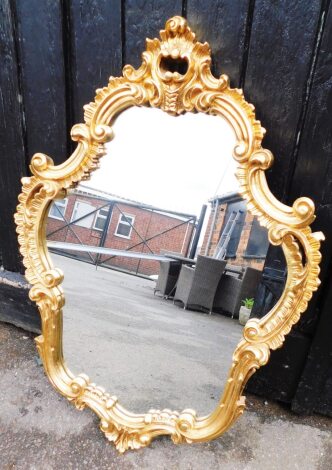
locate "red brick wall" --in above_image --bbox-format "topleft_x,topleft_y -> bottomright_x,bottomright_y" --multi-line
47,193 -> 194,276
200,203 -> 227,257
47,194 -> 103,263
230,211 -> 265,270
200,201 -> 265,270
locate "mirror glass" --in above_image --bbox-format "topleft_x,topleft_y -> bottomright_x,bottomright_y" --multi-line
46,107 -> 286,414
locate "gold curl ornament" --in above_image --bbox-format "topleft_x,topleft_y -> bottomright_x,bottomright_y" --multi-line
15,16 -> 324,453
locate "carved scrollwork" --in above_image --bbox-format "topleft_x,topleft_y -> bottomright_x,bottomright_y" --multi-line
14,16 -> 323,453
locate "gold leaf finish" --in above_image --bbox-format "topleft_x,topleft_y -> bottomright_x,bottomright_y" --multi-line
15,16 -> 324,453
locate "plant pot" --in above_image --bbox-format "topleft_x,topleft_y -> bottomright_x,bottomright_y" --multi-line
239,306 -> 251,326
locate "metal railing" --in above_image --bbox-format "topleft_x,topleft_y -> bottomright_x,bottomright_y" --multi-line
46,195 -> 199,277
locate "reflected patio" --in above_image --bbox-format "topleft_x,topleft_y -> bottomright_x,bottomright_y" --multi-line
57,254 -> 243,415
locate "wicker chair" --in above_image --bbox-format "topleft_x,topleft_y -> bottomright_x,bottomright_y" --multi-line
173,256 -> 227,313
154,260 -> 182,298
213,266 -> 262,318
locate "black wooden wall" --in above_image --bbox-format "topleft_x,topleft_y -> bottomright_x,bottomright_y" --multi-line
1,0 -> 332,416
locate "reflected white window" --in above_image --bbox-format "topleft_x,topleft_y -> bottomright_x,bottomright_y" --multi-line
71,201 -> 95,228
49,199 -> 68,220
93,207 -> 109,231
115,213 -> 135,238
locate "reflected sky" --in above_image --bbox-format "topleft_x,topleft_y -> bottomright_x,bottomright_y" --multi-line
88,107 -> 239,217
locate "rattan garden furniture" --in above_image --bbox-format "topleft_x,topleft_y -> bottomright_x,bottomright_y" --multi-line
173,255 -> 227,313
213,266 -> 262,318
154,260 -> 182,298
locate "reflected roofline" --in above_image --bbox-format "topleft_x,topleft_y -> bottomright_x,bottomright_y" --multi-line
208,191 -> 241,204
73,184 -> 197,221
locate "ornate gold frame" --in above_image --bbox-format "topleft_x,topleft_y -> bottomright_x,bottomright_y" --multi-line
15,16 -> 323,453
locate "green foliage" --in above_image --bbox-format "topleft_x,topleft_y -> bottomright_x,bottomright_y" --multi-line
242,298 -> 254,309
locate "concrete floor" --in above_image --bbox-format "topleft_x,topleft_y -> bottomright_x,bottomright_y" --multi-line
54,254 -> 244,415
1,322 -> 332,469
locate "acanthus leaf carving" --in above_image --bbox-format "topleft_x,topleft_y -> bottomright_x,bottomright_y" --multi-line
14,16 -> 324,452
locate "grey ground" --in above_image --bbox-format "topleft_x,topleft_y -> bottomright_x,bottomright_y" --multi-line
57,254 -> 243,415
1,256 -> 332,469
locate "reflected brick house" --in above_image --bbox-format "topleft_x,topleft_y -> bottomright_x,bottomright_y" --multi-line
200,192 -> 269,270
47,185 -> 195,276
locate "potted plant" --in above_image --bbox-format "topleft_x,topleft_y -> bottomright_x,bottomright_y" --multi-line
239,298 -> 254,325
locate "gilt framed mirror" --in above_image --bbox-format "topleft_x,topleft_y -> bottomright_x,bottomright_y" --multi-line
15,16 -> 324,453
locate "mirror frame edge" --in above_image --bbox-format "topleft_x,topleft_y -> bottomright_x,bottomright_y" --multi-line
14,16 -> 324,453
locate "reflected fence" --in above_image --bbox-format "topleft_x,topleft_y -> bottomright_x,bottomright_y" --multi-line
46,187 -> 285,318
46,185 -> 285,316
46,188 -> 201,278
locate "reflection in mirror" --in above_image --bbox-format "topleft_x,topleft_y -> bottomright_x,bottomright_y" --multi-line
46,107 -> 286,414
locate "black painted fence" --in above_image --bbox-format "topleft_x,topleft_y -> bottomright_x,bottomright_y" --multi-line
1,0 -> 332,416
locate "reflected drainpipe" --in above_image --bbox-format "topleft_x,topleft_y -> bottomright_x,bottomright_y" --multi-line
189,204 -> 207,259
205,199 -> 219,256
95,201 -> 114,268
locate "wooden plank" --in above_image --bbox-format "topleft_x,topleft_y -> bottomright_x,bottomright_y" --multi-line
186,0 -> 252,86
15,0 -> 67,166
125,0 -> 182,69
69,0 -> 122,123
241,0 -> 324,406
299,268 -> 332,416
244,0 -> 323,201
287,2 -> 332,415
246,331 -> 312,403
0,0 -> 27,272
0,271 -> 40,334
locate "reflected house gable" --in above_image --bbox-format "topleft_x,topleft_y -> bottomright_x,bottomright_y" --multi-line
46,184 -> 196,276
200,191 -> 269,271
